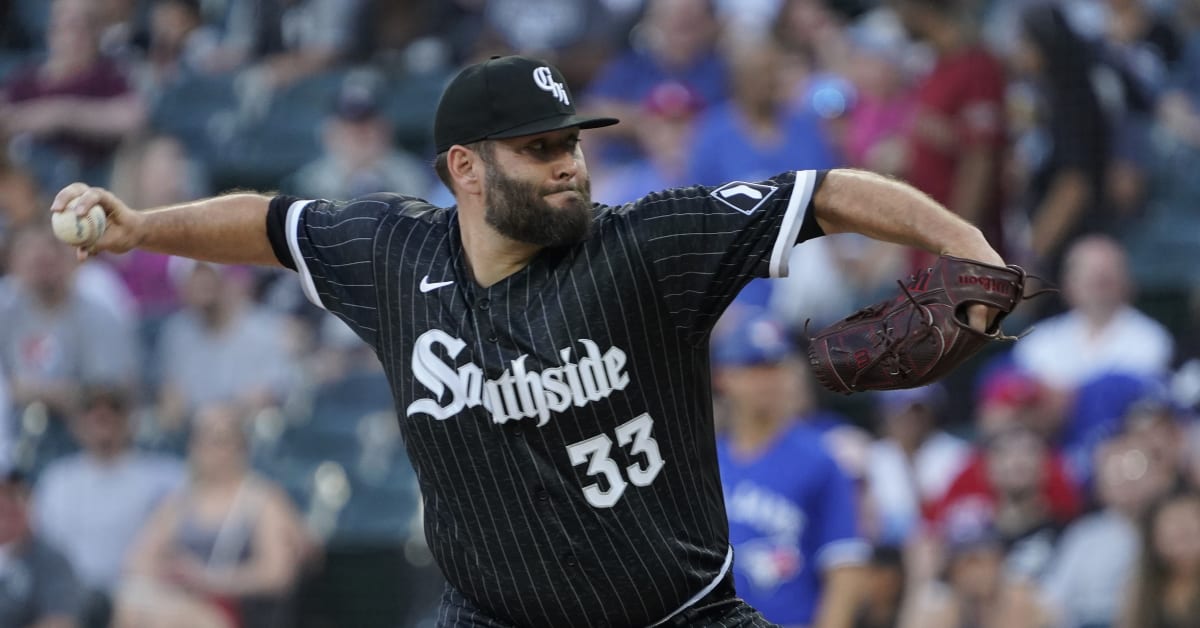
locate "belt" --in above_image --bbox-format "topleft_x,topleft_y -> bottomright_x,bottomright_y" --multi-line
659,572 -> 740,627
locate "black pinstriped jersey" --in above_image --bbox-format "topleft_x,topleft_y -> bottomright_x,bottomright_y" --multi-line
265,170 -> 826,628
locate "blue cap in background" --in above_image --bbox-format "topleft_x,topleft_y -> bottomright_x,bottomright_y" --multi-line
711,313 -> 794,368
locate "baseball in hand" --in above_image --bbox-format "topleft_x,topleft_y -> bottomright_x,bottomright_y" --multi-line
51,205 -> 107,247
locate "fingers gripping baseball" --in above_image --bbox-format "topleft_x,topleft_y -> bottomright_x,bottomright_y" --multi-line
49,183 -> 142,259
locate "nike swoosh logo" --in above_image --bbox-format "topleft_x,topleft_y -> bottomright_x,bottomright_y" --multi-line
420,276 -> 454,293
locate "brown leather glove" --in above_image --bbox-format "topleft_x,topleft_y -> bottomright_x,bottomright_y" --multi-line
807,255 -> 1045,394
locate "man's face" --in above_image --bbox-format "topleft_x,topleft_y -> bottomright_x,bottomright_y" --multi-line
73,399 -> 130,456
717,361 -> 798,417
986,428 -> 1045,496
480,129 -> 594,248
10,230 -> 75,299
1063,238 -> 1130,317
181,263 -> 224,311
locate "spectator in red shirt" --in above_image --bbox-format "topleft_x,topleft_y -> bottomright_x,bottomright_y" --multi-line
935,429 -> 1082,531
935,369 -> 1081,534
934,424 -> 1082,581
891,0 -> 1008,275
0,0 -> 145,191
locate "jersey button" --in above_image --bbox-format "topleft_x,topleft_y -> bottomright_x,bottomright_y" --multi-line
478,298 -> 490,310
535,489 -> 549,503
562,552 -> 577,567
487,333 -> 499,343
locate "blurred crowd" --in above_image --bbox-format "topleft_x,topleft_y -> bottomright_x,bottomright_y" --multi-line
0,0 -> 1197,627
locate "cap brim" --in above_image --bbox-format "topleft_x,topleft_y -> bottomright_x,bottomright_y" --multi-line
487,113 -> 619,140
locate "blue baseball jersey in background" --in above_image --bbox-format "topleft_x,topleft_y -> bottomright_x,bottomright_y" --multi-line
717,421 -> 868,626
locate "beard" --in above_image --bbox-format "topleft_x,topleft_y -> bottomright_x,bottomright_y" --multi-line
482,161 -> 594,248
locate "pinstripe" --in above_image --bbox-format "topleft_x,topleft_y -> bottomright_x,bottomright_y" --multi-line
548,262 -> 652,620
581,240 -> 695,596
610,223 -> 725,545
497,278 -> 585,621
311,236 -> 374,248
534,281 -> 645,622
321,259 -> 372,268
563,260 -> 676,612
658,270 -> 718,281
412,225 -> 501,620
647,229 -> 746,242
409,222 -> 492,616
463,302 -> 546,625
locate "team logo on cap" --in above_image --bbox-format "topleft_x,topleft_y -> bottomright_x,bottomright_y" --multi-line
533,67 -> 570,106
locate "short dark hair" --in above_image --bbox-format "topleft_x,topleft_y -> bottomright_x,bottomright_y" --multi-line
81,384 -> 133,414
889,0 -> 964,15
433,141 -> 494,194
154,0 -> 202,15
434,151 -> 451,191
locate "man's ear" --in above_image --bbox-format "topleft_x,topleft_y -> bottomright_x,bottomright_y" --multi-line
448,145 -> 483,195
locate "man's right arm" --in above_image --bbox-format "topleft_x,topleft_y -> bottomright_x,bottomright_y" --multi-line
50,183 -> 279,266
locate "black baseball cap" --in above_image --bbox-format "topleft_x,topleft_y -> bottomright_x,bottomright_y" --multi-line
433,55 -> 619,154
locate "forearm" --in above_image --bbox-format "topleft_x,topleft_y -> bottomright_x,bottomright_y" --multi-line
948,150 -> 995,226
812,169 -> 1000,264
814,565 -> 865,628
1031,170 -> 1090,258
264,48 -> 338,86
28,616 -> 77,628
204,560 -> 294,597
57,95 -> 145,140
139,194 -> 282,266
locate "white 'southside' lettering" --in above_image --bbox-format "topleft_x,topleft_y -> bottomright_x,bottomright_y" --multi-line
406,331 -> 631,425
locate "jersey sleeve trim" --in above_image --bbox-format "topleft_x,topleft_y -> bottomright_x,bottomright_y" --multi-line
647,545 -> 734,627
815,538 -> 871,572
266,195 -> 298,270
768,169 -> 819,278
284,199 -> 325,310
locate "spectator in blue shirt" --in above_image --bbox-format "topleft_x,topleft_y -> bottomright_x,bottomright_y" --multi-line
688,40 -> 840,186
584,0 -> 727,164
591,80 -> 706,205
713,313 -> 867,627
688,40 -> 842,318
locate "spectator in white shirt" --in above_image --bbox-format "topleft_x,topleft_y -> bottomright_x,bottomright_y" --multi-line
866,385 -> 972,545
1013,235 -> 1173,391
33,386 -> 184,625
156,260 -> 296,434
1040,433 -> 1173,628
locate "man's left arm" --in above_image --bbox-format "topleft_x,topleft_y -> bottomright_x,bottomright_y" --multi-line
811,169 -> 1005,331
812,169 -> 1001,264
806,446 -> 873,628
949,67 -> 1006,227
949,147 -> 996,227
815,565 -> 866,628
811,449 -> 870,628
